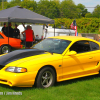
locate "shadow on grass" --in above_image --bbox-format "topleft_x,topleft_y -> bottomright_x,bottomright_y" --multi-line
0,74 -> 99,90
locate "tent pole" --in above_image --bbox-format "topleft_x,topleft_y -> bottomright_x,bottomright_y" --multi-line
8,22 -> 9,45
54,24 -> 55,36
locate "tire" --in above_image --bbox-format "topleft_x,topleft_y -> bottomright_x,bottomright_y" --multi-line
98,70 -> 100,77
0,45 -> 11,54
36,67 -> 56,88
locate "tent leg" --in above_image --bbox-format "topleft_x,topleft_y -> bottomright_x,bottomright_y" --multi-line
54,24 -> 55,36
8,22 -> 9,44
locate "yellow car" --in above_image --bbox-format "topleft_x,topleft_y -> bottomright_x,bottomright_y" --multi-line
0,36 -> 100,88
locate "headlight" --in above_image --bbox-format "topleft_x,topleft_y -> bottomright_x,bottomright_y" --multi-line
5,67 -> 27,73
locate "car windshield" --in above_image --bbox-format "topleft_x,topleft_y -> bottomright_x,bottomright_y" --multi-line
33,38 -> 71,54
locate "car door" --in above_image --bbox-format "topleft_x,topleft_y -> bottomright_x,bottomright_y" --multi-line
62,40 -> 98,80
88,41 -> 100,71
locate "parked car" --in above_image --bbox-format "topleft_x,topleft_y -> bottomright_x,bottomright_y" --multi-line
0,32 -> 23,54
0,36 -> 100,88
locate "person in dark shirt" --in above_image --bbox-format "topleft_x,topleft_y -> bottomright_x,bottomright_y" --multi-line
1,23 -> 7,36
13,24 -> 20,39
6,22 -> 14,38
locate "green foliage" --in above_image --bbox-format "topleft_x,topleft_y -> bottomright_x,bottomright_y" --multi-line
0,0 -> 100,19
20,0 -> 37,11
53,18 -> 100,33
6,0 -> 21,8
36,0 -> 60,19
0,1 -> 8,10
85,13 -> 93,18
77,3 -> 88,17
60,0 -> 79,19
0,0 -> 7,2
93,5 -> 100,18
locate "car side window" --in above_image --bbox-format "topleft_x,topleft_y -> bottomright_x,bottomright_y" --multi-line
70,40 -> 91,53
0,35 -> 3,39
89,41 -> 99,51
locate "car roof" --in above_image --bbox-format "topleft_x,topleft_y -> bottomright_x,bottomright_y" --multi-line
48,36 -> 95,42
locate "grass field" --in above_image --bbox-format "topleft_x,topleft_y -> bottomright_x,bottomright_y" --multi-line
0,74 -> 100,100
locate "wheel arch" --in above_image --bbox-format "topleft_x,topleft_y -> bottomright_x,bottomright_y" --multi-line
35,65 -> 57,84
0,44 -> 11,48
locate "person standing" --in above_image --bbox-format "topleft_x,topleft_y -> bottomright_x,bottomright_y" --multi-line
6,22 -> 13,38
1,23 -> 7,36
22,25 -> 35,49
30,25 -> 35,44
13,24 -> 20,39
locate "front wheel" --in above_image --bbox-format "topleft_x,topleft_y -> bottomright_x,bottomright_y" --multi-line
36,67 -> 56,88
0,45 -> 11,54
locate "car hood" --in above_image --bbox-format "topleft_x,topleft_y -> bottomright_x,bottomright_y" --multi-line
0,49 -> 45,67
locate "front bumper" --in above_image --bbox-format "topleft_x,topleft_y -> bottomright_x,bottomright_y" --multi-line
0,70 -> 37,87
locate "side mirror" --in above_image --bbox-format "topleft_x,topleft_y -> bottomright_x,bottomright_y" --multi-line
67,51 -> 77,56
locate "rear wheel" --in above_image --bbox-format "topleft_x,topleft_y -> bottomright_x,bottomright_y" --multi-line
0,45 -> 11,54
36,67 -> 56,88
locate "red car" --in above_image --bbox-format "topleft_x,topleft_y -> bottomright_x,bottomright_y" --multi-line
0,32 -> 23,54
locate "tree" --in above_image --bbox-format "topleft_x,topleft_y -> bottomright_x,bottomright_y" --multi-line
36,0 -> 60,19
0,1 -> 8,10
85,13 -> 93,18
6,0 -> 21,8
0,0 -> 7,2
21,0 -> 37,12
92,5 -> 100,18
77,3 -> 88,17
60,0 -> 79,18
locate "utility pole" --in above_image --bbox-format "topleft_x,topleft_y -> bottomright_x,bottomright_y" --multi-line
2,0 -> 4,10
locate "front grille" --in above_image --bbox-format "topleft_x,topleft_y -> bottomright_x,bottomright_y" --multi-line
0,65 -> 4,70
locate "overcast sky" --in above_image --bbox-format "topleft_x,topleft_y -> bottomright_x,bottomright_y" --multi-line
73,0 -> 99,12
7,0 -> 99,12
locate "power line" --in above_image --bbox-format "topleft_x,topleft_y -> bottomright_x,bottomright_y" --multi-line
85,7 -> 97,8
33,6 -> 97,11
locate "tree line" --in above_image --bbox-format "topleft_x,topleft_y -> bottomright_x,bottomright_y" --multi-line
53,18 -> 100,33
0,0 -> 100,19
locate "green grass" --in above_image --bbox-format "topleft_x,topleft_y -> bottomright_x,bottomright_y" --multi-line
0,75 -> 100,100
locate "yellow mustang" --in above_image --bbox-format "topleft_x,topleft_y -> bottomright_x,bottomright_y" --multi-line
0,36 -> 100,88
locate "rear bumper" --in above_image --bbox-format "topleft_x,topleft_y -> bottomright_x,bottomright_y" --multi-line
12,45 -> 23,49
0,70 -> 37,87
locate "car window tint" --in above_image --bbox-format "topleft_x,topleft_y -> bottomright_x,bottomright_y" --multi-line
90,41 -> 99,50
70,40 -> 91,53
0,35 -> 3,39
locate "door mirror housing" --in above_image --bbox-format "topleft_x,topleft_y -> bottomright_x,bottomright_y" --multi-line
67,51 -> 77,56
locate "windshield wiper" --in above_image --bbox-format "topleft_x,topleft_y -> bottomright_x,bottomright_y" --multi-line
44,50 -> 53,55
